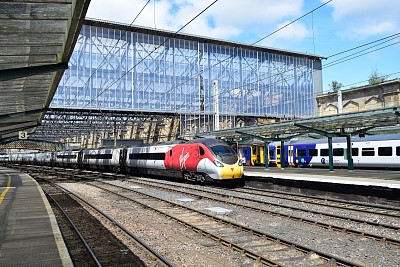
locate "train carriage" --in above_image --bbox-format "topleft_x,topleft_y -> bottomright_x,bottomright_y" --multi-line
279,134 -> 400,169
81,148 -> 123,172
124,144 -> 175,177
55,150 -> 80,168
35,151 -> 55,166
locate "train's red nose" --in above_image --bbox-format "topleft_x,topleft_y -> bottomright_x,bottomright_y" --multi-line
230,168 -> 234,171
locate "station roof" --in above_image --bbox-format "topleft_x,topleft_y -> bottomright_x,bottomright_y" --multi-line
86,19 -> 325,61
0,0 -> 90,143
198,107 -> 400,142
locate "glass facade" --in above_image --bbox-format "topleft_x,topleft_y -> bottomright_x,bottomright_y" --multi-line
52,20 -> 322,134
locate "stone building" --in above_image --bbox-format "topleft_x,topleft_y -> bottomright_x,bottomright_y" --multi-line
316,78 -> 400,116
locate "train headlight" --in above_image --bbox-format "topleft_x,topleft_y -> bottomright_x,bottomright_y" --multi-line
213,160 -> 224,167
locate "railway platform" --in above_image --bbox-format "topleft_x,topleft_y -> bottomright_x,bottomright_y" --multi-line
244,166 -> 400,202
244,166 -> 400,189
0,167 -> 72,267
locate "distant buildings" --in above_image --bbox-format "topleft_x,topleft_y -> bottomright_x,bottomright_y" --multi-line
316,78 -> 400,116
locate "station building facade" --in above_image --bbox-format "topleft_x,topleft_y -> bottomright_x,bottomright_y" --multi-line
51,19 -> 323,137
317,78 -> 400,116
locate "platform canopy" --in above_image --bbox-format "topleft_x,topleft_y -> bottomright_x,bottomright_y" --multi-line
0,0 -> 90,143
199,107 -> 400,141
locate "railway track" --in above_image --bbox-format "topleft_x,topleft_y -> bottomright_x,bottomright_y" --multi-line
12,165 -> 400,266
84,180 -> 362,267
37,178 -> 175,267
105,175 -> 400,245
231,186 -> 400,218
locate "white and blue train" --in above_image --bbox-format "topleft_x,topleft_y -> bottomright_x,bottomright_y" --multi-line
269,134 -> 400,168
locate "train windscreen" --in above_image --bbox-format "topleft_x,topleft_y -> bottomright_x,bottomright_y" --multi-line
210,144 -> 237,164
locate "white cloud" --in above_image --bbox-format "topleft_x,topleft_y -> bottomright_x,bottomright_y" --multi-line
257,20 -> 310,48
327,0 -> 400,38
86,0 -> 306,41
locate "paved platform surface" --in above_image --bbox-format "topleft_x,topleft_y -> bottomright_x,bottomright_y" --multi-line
0,167 -> 72,267
244,166 -> 400,189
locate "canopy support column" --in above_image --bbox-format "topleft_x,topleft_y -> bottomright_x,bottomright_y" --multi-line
264,142 -> 269,170
280,140 -> 285,169
346,135 -> 354,170
328,136 -> 333,172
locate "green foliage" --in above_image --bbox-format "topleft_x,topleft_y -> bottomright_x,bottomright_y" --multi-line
368,69 -> 386,85
328,80 -> 343,91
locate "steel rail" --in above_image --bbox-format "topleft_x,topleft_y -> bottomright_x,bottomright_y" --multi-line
122,178 -> 400,245
232,186 -> 400,217
44,187 -> 103,267
51,183 -> 176,267
88,181 -> 364,267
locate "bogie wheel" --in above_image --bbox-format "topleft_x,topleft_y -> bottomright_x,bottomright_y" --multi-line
183,172 -> 192,182
195,173 -> 206,185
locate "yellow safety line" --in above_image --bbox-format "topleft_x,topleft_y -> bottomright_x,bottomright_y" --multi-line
0,174 -> 11,205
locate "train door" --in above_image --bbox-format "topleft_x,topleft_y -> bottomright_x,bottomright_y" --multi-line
251,145 -> 257,166
269,147 -> 275,166
259,146 -> 265,165
276,145 -> 281,168
287,145 -> 294,166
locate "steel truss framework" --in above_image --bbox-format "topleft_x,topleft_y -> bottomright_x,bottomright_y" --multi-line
49,19 -> 322,141
31,108 -> 180,147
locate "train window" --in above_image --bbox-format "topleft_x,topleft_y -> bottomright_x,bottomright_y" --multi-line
251,145 -> 257,155
57,154 -> 76,159
269,150 -> 274,157
378,147 -> 392,156
297,150 -> 306,157
333,148 -> 344,156
211,145 -> 235,156
199,146 -> 205,156
320,149 -> 328,156
352,148 -> 359,156
170,150 -> 172,156
308,149 -> 318,156
397,147 -> 400,156
129,153 -> 165,160
362,148 -> 375,156
84,154 -> 112,159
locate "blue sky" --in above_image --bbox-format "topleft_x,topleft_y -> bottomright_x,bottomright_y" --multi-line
86,0 -> 400,92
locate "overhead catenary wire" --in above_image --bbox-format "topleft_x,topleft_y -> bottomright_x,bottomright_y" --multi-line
220,34 -> 400,96
64,1 -> 398,119
66,0 -> 152,107
157,0 -> 333,98
84,0 -> 220,108
252,0 -> 332,46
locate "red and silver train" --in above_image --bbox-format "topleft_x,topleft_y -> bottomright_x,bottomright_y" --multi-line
1,138 -> 244,184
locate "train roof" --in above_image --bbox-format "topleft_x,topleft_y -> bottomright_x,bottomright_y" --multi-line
186,138 -> 229,146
